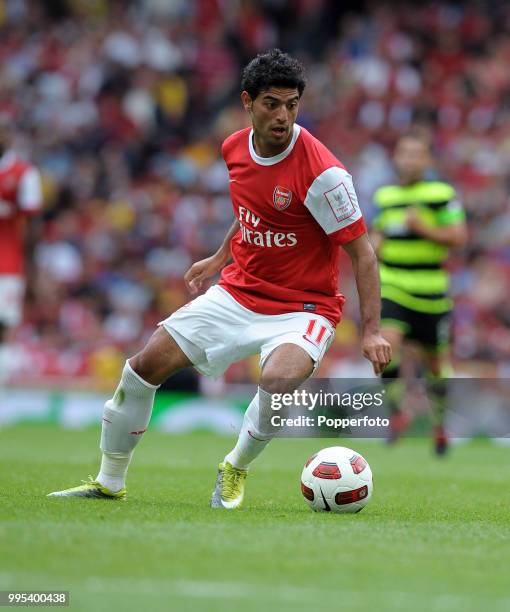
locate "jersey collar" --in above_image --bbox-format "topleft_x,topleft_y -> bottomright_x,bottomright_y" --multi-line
248,124 -> 301,166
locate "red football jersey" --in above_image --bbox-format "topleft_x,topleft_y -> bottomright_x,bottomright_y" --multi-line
0,151 -> 42,275
219,124 -> 366,326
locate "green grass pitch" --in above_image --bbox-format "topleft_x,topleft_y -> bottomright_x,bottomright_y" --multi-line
1,424 -> 509,612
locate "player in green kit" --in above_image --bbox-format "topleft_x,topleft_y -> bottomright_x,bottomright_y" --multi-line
371,129 -> 467,454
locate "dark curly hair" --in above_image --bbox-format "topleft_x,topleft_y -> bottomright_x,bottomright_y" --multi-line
241,49 -> 306,100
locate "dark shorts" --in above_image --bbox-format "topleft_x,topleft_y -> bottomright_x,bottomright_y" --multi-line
381,298 -> 450,351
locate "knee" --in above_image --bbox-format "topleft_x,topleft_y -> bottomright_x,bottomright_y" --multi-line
259,375 -> 283,395
260,361 -> 292,394
260,358 -> 313,394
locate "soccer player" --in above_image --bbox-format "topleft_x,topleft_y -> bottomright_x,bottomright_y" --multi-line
48,49 -> 391,506
0,122 -> 42,385
371,130 -> 467,454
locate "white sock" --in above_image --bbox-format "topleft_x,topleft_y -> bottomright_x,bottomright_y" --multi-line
97,452 -> 132,492
97,361 -> 159,491
224,388 -> 275,469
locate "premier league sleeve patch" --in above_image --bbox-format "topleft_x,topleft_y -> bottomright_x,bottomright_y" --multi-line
324,183 -> 357,222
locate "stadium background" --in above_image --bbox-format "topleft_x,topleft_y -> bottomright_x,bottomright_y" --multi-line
1,0 -> 510,412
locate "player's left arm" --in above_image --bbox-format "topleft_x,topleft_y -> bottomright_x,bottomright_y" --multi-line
184,219 -> 240,295
342,234 -> 392,375
406,194 -> 467,248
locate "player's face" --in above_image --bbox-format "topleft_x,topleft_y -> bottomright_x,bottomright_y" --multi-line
394,137 -> 431,183
242,87 -> 300,156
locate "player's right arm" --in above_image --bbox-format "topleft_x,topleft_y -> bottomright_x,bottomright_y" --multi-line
184,219 -> 240,295
342,234 -> 392,375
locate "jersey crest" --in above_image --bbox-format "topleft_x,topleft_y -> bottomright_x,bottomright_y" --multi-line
273,185 -> 292,211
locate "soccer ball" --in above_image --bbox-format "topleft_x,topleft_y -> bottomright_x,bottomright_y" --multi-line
300,446 -> 373,514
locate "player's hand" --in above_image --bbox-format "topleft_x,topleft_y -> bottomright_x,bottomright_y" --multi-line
362,333 -> 392,376
184,255 -> 225,295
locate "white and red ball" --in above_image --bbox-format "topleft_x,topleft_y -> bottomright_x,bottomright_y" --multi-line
300,446 -> 373,514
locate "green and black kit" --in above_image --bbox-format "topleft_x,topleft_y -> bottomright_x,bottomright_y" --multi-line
373,180 -> 465,354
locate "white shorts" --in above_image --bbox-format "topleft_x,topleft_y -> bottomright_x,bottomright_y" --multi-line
0,275 -> 25,328
159,285 -> 335,378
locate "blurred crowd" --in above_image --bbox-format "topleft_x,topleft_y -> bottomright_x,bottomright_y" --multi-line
2,0 -> 510,386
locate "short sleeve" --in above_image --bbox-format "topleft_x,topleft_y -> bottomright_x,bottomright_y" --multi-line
304,166 -> 365,244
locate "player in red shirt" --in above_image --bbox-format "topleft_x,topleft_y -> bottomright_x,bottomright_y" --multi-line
0,123 -> 42,384
49,50 -> 391,506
